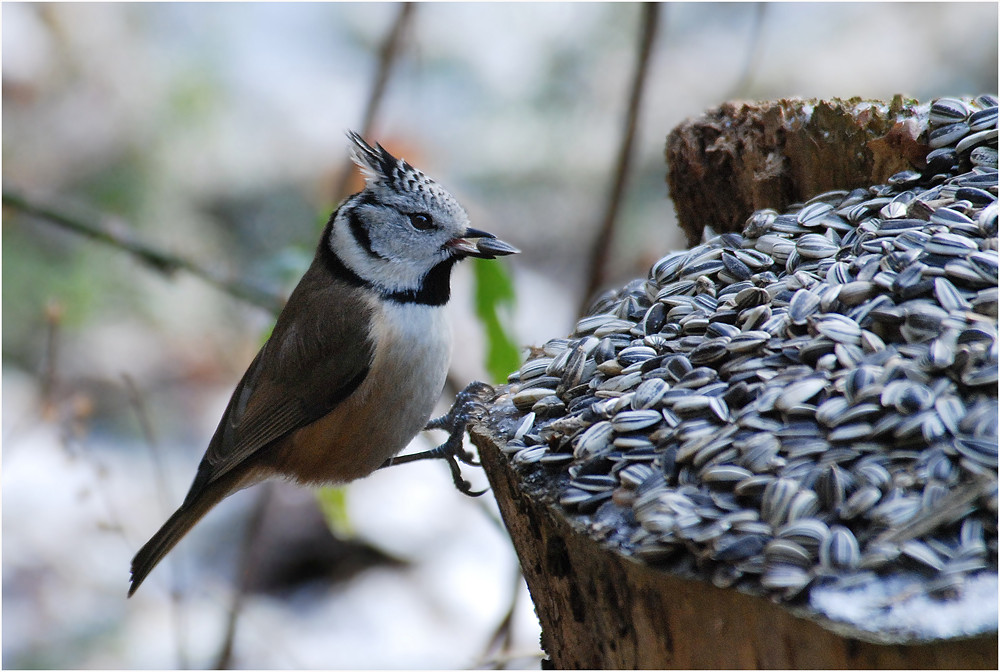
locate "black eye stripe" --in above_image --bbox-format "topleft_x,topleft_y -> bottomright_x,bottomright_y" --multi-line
347,208 -> 389,261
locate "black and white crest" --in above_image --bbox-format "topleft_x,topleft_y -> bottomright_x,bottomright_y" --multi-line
346,131 -> 467,224
347,131 -> 445,201
347,130 -> 406,185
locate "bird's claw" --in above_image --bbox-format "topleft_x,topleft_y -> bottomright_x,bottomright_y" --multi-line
444,455 -> 488,497
379,381 -> 495,497
424,381 -> 493,431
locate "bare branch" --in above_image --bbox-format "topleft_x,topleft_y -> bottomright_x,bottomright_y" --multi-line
2,186 -> 285,314
212,483 -> 275,670
473,649 -> 548,670
40,300 -> 63,419
579,3 -> 661,316
725,3 -> 768,99
124,375 -> 191,669
475,569 -> 526,670
332,3 -> 417,202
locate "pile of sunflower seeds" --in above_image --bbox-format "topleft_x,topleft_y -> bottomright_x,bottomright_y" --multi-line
497,96 -> 998,611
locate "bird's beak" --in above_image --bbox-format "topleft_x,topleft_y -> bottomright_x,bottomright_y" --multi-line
447,227 -> 520,259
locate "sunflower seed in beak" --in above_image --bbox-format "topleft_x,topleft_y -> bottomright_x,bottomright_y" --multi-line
448,227 -> 520,258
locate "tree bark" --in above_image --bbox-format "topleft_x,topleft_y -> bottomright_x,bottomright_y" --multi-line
665,96 -> 928,247
471,421 -> 997,669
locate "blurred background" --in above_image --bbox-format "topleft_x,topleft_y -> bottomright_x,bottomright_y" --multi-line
3,2 -> 997,669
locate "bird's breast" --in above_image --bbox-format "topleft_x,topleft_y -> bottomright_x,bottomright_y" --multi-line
366,300 -> 454,422
278,300 -> 453,483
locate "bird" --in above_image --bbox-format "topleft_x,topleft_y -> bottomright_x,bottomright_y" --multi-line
128,131 -> 519,597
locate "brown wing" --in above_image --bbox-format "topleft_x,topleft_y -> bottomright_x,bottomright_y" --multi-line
183,268 -> 377,502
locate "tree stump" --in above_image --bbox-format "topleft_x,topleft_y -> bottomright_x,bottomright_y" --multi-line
471,95 -> 999,669
666,96 -> 929,246
470,422 -> 998,669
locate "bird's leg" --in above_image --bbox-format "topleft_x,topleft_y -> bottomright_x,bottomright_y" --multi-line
379,381 -> 495,497
424,380 -> 494,465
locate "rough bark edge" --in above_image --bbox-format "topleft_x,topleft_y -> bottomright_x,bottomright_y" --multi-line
471,420 -> 998,669
666,95 -> 927,247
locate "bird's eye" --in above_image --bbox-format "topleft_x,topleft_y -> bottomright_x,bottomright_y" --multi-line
409,212 -> 434,231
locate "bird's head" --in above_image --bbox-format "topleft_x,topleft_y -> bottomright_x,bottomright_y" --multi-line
327,132 -> 518,304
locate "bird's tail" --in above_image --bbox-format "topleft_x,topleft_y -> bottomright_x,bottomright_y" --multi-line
128,487 -> 228,597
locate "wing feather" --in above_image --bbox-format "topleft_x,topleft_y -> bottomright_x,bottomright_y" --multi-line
188,269 -> 377,496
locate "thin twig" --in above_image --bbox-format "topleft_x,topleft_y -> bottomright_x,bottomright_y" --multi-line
471,649 -> 548,670
332,2 -> 416,202
2,186 -> 284,314
725,3 -> 767,99
3,303 -> 65,447
122,376 -> 175,532
123,375 -> 190,669
213,482 -> 275,670
579,3 -> 661,316
39,300 -> 63,420
475,568 -> 526,670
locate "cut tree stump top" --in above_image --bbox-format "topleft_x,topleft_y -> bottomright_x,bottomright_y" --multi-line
666,95 -> 930,246
472,94 -> 998,669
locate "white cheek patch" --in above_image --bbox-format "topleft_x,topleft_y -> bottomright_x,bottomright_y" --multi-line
331,215 -> 443,295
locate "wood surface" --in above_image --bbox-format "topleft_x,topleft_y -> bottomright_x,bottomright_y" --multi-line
665,96 -> 928,246
471,421 -> 998,669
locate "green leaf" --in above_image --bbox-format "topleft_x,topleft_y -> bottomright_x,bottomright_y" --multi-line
316,486 -> 352,537
472,259 -> 521,383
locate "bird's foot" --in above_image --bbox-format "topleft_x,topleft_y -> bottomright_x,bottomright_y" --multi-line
424,381 -> 494,464
379,381 -> 495,497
